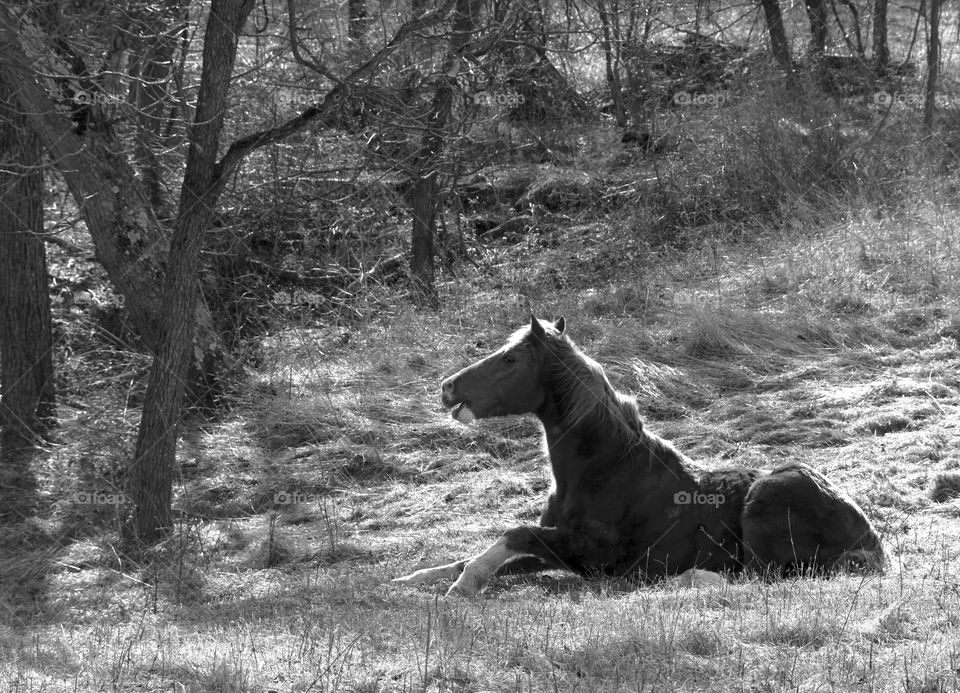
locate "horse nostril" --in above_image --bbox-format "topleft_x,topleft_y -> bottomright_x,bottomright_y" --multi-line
441,378 -> 455,401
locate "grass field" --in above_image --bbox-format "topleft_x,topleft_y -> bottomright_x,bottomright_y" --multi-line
4,183 -> 960,691
4,65 -> 960,691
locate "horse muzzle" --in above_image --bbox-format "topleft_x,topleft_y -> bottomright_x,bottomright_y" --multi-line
441,377 -> 477,423
440,377 -> 459,408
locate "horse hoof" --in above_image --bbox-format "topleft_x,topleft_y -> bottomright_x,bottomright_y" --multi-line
446,573 -> 486,597
445,583 -> 479,598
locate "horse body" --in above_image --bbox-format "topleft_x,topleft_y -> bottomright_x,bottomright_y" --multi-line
395,316 -> 884,596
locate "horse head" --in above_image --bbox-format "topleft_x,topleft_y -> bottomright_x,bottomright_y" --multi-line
440,315 -> 565,423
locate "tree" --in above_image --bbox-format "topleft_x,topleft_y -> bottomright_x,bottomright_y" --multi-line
407,0 -> 483,298
597,0 -> 627,128
0,0 -> 471,542
924,0 -> 941,131
872,0 -> 889,71
122,0 -> 457,543
125,0 -> 257,546
803,0 -> 828,58
758,0 -> 794,75
0,79 -> 54,459
0,7 -> 229,401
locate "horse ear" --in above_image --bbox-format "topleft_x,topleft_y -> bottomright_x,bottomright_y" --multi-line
554,316 -> 565,334
530,314 -> 545,338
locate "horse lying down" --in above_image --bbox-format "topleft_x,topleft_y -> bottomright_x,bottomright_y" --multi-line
395,316 -> 884,597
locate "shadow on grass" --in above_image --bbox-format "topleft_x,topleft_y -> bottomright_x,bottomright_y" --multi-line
0,446 -> 55,626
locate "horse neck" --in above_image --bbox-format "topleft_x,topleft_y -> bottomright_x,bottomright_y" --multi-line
540,402 -> 690,479
535,352 -> 692,483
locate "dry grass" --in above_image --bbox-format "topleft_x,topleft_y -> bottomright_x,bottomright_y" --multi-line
5,86 -> 960,692
6,197 -> 960,691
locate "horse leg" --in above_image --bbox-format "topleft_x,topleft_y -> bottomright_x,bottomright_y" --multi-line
393,559 -> 467,586
395,492 -> 561,589
447,525 -> 574,597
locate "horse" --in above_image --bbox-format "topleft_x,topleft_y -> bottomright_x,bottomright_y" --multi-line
394,316 -> 884,597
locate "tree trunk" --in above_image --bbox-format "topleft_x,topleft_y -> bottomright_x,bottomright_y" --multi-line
924,0 -> 941,131
872,0 -> 889,72
803,0 -> 828,58
125,0 -> 256,548
758,0 -> 794,75
407,0 -> 481,298
409,173 -> 438,296
597,0 -> 626,128
0,81 -> 54,458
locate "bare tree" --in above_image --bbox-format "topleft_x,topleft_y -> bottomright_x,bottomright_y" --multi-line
0,81 -> 54,458
126,0 -> 257,546
121,0 -> 460,544
758,0 -> 792,70
597,0 -> 627,128
872,0 -> 889,71
803,0 -> 828,58
924,0 -> 941,131
758,0 -> 794,81
407,0 -> 483,299
0,7 -> 228,399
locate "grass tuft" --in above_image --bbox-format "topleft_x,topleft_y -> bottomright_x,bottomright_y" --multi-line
929,472 -> 960,503
856,412 -> 913,436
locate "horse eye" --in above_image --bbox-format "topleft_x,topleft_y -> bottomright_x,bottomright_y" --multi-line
502,352 -> 516,364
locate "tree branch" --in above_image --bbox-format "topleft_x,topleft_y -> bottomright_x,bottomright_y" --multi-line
286,0 -> 343,86
213,0 -> 456,184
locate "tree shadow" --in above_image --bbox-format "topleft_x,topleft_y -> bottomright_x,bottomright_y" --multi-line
0,445 -> 56,626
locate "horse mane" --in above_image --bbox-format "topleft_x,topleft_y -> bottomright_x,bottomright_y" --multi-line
536,329 -> 692,473
536,331 -> 643,437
